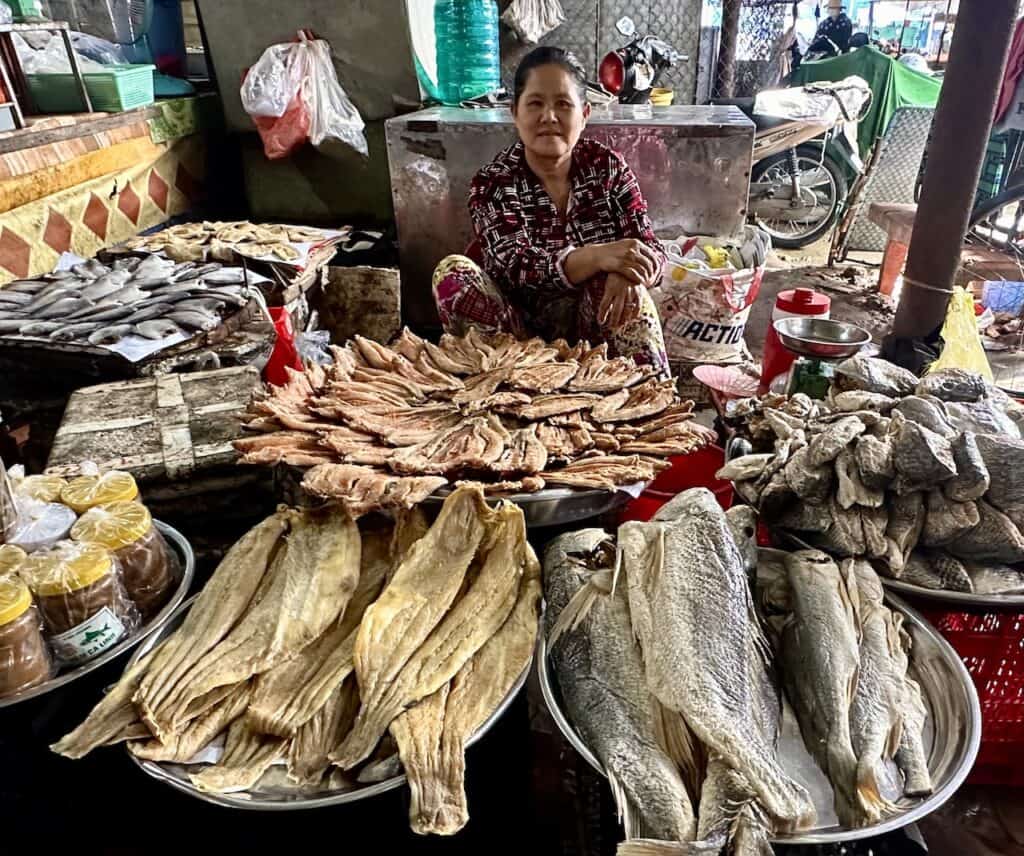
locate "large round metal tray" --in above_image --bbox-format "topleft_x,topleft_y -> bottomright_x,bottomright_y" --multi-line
425,485 -> 636,528
0,521 -> 195,709
879,577 -> 1024,608
538,588 -> 981,845
126,597 -> 534,810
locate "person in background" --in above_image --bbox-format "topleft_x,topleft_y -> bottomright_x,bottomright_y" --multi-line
432,46 -> 670,376
810,0 -> 853,55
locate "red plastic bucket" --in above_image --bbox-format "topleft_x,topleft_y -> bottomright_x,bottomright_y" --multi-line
619,445 -> 733,523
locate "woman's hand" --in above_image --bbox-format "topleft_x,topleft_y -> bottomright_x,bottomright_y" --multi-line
599,273 -> 645,328
593,239 -> 662,285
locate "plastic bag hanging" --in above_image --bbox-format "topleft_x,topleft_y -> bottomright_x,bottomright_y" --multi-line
501,0 -> 566,45
302,34 -> 368,156
927,286 -> 994,383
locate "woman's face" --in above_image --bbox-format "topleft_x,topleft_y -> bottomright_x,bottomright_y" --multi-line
513,64 -> 591,161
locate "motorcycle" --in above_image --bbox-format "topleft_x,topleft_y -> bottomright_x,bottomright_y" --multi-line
718,77 -> 872,248
598,17 -> 686,104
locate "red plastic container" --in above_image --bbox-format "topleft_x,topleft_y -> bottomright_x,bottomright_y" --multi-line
921,607 -> 1024,786
760,288 -> 831,393
619,445 -> 733,523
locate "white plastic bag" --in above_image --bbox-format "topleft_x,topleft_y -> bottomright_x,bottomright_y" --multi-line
648,226 -> 771,363
501,0 -> 566,45
304,36 -> 367,155
240,41 -> 305,119
240,33 -> 368,157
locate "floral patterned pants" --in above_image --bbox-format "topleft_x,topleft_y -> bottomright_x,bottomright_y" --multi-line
432,255 -> 670,376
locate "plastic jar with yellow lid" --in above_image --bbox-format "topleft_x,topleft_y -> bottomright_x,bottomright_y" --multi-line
71,501 -> 175,618
60,471 -> 139,514
20,542 -> 138,664
0,544 -> 26,578
15,474 -> 67,504
0,575 -> 53,696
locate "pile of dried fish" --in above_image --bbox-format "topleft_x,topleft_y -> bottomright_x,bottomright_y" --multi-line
235,329 -> 712,515
545,489 -> 932,854
53,485 -> 541,836
719,356 -> 1024,596
124,221 -> 331,263
0,255 -> 251,348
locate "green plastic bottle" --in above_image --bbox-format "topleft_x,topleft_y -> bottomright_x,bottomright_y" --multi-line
434,0 -> 501,105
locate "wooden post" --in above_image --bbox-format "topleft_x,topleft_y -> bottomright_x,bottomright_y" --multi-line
715,0 -> 742,98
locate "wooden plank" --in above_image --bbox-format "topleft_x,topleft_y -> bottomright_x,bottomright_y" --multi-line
57,414 -> 155,435
0,106 -> 156,155
155,374 -> 185,408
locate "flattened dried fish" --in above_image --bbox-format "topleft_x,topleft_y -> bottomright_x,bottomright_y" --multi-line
974,434 -> 1024,510
833,390 -> 895,413
334,501 -> 530,769
902,550 -> 973,593
892,396 -> 955,438
189,718 -> 285,793
157,506 -> 361,733
329,487 -> 493,767
133,510 -> 294,737
882,492 -> 925,577
892,420 -> 956,492
716,453 -> 773,483
944,432 -> 990,502
288,679 -> 360,786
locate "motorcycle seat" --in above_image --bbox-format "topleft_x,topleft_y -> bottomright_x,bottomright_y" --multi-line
712,98 -> 792,132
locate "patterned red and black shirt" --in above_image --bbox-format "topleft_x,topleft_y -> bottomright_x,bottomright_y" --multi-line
469,137 -> 666,319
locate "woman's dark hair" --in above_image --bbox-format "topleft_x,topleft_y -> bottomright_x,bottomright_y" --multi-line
513,46 -> 588,104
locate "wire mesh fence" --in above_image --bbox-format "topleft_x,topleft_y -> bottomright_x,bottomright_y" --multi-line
707,0 -> 792,100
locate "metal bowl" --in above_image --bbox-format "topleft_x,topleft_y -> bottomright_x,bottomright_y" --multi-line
880,577 -> 1024,608
126,597 -> 534,810
773,317 -> 872,360
425,485 -> 636,529
0,521 -> 195,709
538,581 -> 980,844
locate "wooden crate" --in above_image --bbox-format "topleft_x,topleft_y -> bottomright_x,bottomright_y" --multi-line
45,366 -> 275,561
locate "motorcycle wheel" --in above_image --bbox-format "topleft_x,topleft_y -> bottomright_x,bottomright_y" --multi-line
750,145 -> 848,249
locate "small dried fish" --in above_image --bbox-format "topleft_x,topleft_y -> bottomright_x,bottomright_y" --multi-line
50,322 -> 104,341
87,324 -> 134,345
168,309 -> 220,331
136,319 -> 185,340
17,321 -> 64,337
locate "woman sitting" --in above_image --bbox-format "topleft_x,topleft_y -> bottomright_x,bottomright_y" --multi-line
433,46 -> 670,376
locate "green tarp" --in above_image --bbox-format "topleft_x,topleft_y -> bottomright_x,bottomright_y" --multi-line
790,47 -> 941,159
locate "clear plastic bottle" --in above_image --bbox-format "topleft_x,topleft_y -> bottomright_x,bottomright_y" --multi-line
435,0 -> 501,106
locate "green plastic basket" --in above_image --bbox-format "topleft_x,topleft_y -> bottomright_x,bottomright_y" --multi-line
27,64 -> 156,114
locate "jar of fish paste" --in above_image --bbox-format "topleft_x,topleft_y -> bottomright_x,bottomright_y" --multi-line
21,542 -> 138,665
0,575 -> 53,697
60,471 -> 139,514
71,501 -> 174,618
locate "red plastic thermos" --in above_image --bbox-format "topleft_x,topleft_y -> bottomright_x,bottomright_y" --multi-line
759,288 -> 831,393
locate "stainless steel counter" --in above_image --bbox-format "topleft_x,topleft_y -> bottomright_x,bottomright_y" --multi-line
385,105 -> 755,328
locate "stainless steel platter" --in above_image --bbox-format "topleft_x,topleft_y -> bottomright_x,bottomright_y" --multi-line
878,578 -> 1024,608
0,521 -> 195,709
126,597 -> 533,810
425,485 -> 637,528
538,584 -> 981,845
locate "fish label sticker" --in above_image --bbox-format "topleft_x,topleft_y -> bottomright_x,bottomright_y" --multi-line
50,607 -> 127,663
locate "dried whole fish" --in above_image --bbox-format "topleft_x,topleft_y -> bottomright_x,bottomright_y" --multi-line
854,434 -> 895,491
779,550 -> 881,827
806,416 -> 867,467
915,368 -> 987,403
902,550 -> 973,593
920,490 -> 979,547
136,319 -> 185,340
51,322 -> 104,342
892,420 -> 956,492
546,529 -> 697,842
946,500 -> 1024,563
783,446 -> 834,502
87,324 -> 134,345
892,396 -> 956,438
836,447 -> 884,509
37,296 -> 94,319
882,491 -> 926,577
832,390 -> 895,413
621,489 -> 815,832
168,309 -> 220,331
834,355 -> 918,397
974,434 -> 1024,510
17,321 -> 63,337
716,454 -> 773,483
